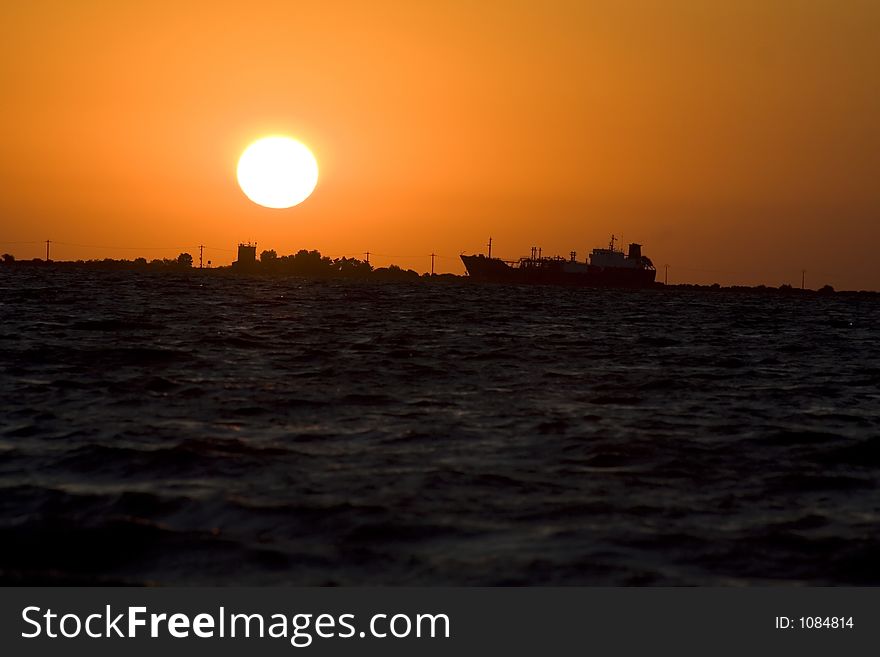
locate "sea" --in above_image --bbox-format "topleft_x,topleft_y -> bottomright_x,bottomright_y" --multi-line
1,267 -> 878,585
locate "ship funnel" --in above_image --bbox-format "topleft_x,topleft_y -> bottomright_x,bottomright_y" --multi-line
628,243 -> 642,259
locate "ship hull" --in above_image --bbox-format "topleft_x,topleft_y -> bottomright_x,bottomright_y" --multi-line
461,254 -> 656,288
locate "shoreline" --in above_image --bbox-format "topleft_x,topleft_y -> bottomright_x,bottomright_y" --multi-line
1,259 -> 877,296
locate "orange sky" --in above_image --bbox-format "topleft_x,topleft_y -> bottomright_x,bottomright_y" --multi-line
1,0 -> 878,288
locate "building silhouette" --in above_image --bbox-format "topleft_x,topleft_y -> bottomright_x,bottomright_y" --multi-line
234,243 -> 257,270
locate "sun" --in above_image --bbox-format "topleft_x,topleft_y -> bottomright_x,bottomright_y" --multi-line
237,136 -> 319,209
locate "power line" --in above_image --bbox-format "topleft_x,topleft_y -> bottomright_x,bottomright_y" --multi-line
52,241 -> 197,250
368,252 -> 438,259
3,239 -> 458,261
35,241 -> 236,254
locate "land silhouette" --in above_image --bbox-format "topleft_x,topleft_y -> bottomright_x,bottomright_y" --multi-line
0,247 -> 451,282
0,247 -> 868,295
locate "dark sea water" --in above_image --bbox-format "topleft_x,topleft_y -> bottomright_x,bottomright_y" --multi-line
1,267 -> 878,585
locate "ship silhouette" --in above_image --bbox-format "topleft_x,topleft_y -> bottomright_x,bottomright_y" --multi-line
461,235 -> 656,287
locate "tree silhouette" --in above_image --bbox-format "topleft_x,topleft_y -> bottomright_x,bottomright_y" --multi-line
334,256 -> 372,277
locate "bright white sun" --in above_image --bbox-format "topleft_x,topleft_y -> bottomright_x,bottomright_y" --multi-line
237,136 -> 319,209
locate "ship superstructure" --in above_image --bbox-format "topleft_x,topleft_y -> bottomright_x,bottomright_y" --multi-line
460,235 -> 656,287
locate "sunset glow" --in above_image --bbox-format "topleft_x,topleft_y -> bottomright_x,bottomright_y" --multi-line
1,1 -> 879,288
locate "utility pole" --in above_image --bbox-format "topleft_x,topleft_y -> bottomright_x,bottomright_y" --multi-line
199,245 -> 205,269
45,239 -> 51,262
665,264 -> 669,286
430,252 -> 435,276
364,251 -> 370,265
487,237 -> 492,259
801,269 -> 806,290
